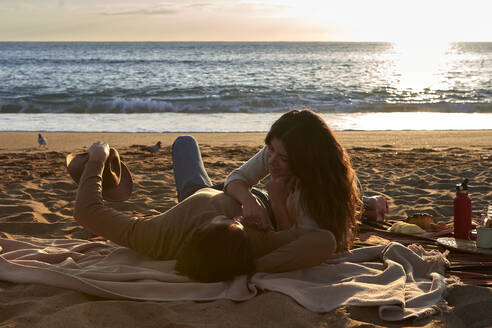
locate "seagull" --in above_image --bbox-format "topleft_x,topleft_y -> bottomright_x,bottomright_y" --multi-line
144,141 -> 161,153
38,133 -> 47,147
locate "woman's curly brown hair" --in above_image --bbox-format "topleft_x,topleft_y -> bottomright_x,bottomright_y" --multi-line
266,109 -> 362,251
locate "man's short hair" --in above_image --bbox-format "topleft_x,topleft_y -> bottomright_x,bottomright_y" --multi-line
175,219 -> 255,282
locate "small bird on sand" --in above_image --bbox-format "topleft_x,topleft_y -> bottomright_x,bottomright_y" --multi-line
38,133 -> 48,147
144,141 -> 162,153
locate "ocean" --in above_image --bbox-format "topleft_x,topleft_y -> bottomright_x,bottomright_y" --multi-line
0,42 -> 491,132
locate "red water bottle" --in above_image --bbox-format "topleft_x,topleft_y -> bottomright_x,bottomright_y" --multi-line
453,178 -> 472,239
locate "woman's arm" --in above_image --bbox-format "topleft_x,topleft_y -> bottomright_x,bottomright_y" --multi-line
224,146 -> 269,188
224,180 -> 271,230
255,229 -> 336,273
224,147 -> 271,229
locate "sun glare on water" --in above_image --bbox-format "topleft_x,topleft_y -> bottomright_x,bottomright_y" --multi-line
391,39 -> 452,93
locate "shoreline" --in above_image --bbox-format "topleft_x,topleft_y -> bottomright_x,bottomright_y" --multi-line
2,130 -> 491,153
1,112 -> 491,133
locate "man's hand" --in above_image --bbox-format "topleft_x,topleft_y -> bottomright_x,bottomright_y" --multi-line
88,141 -> 110,162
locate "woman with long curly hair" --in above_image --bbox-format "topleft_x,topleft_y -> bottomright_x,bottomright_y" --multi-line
224,109 -> 362,252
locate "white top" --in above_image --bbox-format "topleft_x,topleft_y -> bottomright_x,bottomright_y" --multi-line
225,146 -> 318,230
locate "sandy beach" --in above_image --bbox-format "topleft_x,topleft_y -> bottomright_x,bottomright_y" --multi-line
1,130 -> 491,328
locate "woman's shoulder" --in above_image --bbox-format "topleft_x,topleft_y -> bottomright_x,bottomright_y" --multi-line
224,146 -> 270,186
246,145 -> 269,164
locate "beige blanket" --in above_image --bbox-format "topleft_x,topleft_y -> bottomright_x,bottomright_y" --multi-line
0,238 -> 451,321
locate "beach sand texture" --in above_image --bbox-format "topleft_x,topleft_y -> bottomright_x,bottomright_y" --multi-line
0,131 -> 491,327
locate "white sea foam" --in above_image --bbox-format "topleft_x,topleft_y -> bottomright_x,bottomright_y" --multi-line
1,112 -> 490,132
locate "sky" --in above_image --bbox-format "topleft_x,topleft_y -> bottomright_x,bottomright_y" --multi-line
1,0 -> 491,42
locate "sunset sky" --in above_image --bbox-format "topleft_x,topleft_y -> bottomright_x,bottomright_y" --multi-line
1,0 -> 491,42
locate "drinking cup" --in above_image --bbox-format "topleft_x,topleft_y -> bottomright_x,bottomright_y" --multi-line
476,227 -> 492,249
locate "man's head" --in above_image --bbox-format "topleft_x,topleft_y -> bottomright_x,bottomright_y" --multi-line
175,216 -> 255,282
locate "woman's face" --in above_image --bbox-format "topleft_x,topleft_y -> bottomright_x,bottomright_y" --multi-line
266,137 -> 292,178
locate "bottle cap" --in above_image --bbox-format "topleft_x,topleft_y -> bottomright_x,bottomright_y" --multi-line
456,178 -> 469,192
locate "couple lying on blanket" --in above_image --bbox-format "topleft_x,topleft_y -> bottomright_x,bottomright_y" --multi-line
74,110 -> 375,283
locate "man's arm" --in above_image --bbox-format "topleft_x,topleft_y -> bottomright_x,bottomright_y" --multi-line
255,229 -> 336,273
73,159 -> 139,247
73,142 -> 167,259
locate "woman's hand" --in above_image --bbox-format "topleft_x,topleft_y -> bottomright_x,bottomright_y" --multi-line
266,175 -> 297,203
224,180 -> 272,230
88,141 -> 110,162
241,196 -> 273,230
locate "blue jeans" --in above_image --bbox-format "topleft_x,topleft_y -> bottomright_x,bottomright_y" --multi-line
172,136 -> 277,229
172,135 -> 214,202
